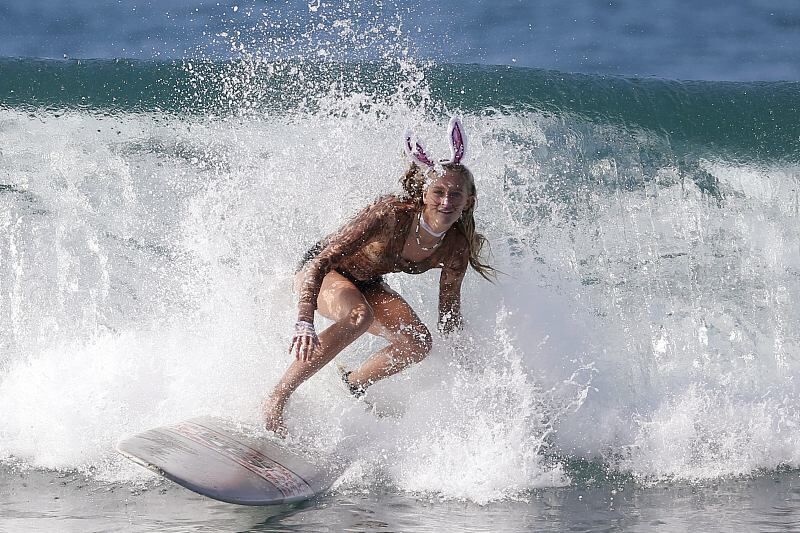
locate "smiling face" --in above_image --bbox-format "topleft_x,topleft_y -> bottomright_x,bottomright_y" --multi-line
421,168 -> 475,229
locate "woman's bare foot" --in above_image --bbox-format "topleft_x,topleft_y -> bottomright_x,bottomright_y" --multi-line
262,397 -> 287,438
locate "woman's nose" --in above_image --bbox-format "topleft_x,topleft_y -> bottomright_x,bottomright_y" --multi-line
440,194 -> 453,207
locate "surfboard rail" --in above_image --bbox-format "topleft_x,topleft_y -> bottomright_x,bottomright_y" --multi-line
116,417 -> 336,506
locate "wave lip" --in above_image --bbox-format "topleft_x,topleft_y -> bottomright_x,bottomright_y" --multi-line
2,58 -> 797,163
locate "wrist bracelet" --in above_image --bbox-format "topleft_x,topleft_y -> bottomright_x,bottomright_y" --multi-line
294,320 -> 316,335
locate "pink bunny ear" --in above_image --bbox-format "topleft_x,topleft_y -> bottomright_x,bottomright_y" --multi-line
447,115 -> 467,164
403,129 -> 436,168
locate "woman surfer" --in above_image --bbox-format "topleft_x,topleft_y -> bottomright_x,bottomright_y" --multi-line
263,116 -> 494,435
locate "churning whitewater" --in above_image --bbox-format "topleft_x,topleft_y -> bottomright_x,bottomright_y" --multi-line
1,54 -> 800,502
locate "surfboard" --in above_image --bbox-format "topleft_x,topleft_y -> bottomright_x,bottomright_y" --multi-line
116,416 -> 337,506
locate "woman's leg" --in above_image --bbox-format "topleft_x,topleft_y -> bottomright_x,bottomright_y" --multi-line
344,283 -> 433,392
263,271 -> 373,434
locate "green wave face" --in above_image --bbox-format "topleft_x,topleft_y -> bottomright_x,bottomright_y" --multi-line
2,55 -> 800,487
1,58 -> 798,163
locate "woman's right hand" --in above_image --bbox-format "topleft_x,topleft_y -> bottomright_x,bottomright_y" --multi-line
289,321 -> 320,362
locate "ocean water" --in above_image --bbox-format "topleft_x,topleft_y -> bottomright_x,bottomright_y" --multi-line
2,1 -> 800,532
3,0 -> 800,80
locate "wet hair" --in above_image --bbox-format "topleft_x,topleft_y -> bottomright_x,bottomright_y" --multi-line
401,162 -> 496,281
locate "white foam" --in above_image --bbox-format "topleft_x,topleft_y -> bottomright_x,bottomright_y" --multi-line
2,105 -> 800,501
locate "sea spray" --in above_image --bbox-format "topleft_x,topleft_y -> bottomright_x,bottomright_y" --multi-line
2,53 -> 800,499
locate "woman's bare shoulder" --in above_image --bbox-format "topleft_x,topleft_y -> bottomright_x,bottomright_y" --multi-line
442,228 -> 470,268
367,194 -> 415,219
450,226 -> 470,248
374,194 -> 414,210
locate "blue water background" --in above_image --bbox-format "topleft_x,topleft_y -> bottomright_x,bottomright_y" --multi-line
1,0 -> 799,81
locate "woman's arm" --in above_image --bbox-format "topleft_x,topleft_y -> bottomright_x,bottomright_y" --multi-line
438,246 -> 469,334
296,197 -> 393,323
290,198 -> 393,361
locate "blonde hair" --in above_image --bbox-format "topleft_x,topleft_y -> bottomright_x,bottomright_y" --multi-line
401,162 -> 496,281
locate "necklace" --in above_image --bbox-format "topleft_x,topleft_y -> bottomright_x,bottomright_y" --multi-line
415,212 -> 445,251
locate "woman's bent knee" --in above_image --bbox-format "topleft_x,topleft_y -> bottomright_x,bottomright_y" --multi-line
348,303 -> 375,334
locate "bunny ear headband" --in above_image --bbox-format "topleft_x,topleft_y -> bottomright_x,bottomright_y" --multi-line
403,115 -> 467,181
